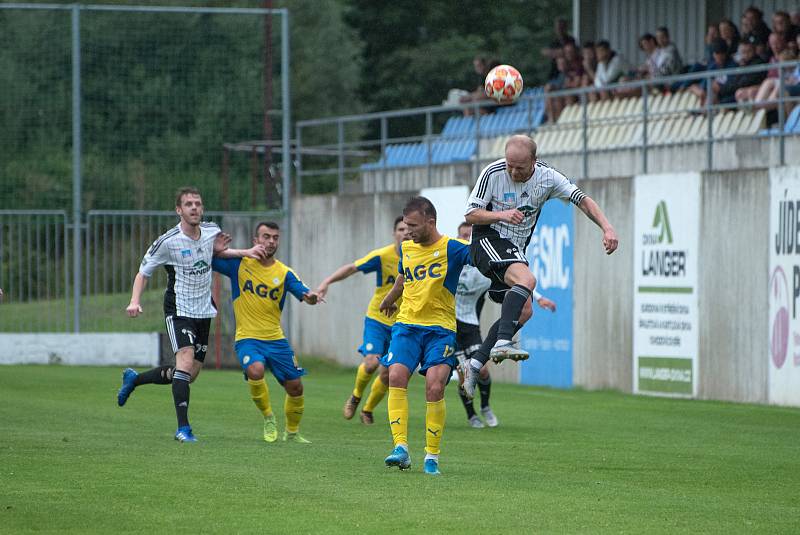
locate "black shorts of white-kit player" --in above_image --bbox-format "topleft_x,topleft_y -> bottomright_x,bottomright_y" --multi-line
166,316 -> 211,362
466,158 -> 585,302
469,232 -> 528,304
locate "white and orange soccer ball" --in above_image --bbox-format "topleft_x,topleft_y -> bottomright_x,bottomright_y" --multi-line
484,64 -> 524,104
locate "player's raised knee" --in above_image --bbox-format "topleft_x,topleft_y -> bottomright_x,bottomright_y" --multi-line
246,361 -> 266,381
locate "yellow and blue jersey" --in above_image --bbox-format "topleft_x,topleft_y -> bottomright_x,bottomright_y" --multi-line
396,235 -> 471,333
211,257 -> 309,341
353,243 -> 402,326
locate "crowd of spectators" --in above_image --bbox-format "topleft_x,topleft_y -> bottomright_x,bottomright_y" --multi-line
534,6 -> 800,124
450,7 -> 800,126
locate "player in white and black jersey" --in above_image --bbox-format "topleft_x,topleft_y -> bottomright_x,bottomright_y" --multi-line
462,135 -> 618,399
117,187 -> 266,443
454,222 -> 556,427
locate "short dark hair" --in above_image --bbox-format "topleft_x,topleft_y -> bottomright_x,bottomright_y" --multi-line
639,33 -> 656,45
582,40 -> 595,49
393,215 -> 405,230
403,196 -> 437,221
596,40 -> 611,50
744,6 -> 763,19
458,221 -> 471,231
255,221 -> 280,234
656,26 -> 669,36
175,186 -> 201,207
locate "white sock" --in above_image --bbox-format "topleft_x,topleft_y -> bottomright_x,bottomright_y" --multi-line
425,453 -> 439,461
468,358 -> 483,371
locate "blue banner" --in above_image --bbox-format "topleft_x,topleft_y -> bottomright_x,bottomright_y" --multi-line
518,200 -> 574,388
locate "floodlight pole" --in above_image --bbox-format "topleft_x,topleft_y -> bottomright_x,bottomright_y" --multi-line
72,4 -> 82,332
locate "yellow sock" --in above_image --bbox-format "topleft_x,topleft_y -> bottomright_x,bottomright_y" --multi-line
425,399 -> 446,456
387,387 -> 408,447
352,363 -> 373,398
363,375 -> 388,412
284,394 -> 304,433
247,378 -> 272,417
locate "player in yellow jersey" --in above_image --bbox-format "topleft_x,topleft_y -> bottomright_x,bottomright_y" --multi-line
212,221 -> 322,444
315,216 -> 408,425
378,197 -> 472,476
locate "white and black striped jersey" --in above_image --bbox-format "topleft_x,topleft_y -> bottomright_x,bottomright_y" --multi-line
139,222 -> 221,318
466,159 -> 586,250
455,265 -> 491,326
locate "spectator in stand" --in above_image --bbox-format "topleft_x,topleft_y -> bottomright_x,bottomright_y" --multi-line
541,18 -> 573,80
702,24 -> 722,65
688,38 -> 737,105
655,27 -> 684,77
772,11 -> 799,48
580,41 -> 597,87
713,40 -> 765,104
749,49 -> 800,111
590,40 -> 628,101
637,33 -> 660,78
615,33 -> 659,97
744,6 -> 771,45
544,50 -> 583,123
741,12 -> 769,61
718,19 -> 741,57
736,33 -> 788,103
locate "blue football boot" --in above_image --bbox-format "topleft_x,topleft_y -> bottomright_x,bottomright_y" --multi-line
117,368 -> 138,407
423,458 -> 441,476
384,445 -> 411,470
174,426 -> 198,443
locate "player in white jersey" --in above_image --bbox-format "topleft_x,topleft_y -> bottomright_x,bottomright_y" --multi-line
116,187 -> 265,442
453,222 -> 556,427
462,135 -> 617,399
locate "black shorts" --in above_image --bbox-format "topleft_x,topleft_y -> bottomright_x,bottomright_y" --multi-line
456,320 -> 482,353
165,315 -> 211,362
470,235 -> 528,303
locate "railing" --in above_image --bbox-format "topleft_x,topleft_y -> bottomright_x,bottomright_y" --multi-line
296,60 -> 800,192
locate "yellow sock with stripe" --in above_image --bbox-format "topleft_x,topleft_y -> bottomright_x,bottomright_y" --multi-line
247,378 -> 272,417
363,375 -> 388,412
352,363 -> 373,399
425,399 -> 446,456
387,387 -> 408,447
284,394 -> 304,433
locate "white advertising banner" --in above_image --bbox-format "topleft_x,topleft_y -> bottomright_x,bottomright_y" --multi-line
633,173 -> 700,397
0,333 -> 160,367
768,167 -> 800,406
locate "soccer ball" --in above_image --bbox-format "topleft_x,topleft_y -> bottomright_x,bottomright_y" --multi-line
484,65 -> 524,104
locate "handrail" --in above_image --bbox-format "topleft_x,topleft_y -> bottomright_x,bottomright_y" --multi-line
298,59 -> 800,193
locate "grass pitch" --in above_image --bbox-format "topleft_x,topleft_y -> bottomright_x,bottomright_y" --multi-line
1,361 -> 799,534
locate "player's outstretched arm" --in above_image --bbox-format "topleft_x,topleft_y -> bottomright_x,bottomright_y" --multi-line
315,263 -> 358,299
379,274 -> 405,317
126,273 -> 149,318
465,207 -> 525,225
577,196 -> 618,255
212,232 -> 267,260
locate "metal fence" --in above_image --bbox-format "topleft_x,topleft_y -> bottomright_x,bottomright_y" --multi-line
0,208 -> 283,363
296,60 -> 800,192
0,3 -> 292,332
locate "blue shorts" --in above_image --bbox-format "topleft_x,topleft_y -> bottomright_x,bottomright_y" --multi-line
358,317 -> 393,357
380,323 -> 457,376
234,338 -> 306,384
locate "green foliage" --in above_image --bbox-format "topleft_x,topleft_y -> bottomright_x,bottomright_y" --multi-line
0,1 -> 363,210
345,0 -> 572,113
2,365 -> 800,532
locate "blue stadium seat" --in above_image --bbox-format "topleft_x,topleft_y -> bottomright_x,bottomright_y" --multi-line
758,104 -> 800,136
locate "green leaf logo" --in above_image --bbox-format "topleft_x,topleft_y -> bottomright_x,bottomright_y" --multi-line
651,201 -> 673,244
